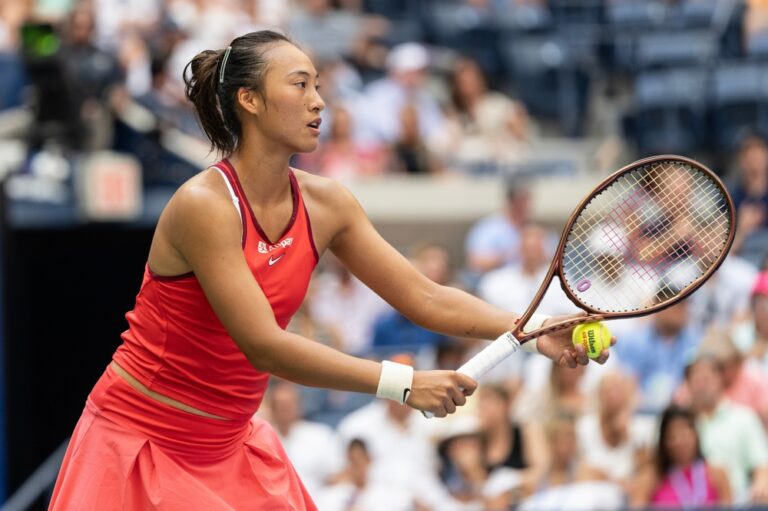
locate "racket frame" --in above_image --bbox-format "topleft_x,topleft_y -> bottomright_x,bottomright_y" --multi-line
511,154 -> 736,344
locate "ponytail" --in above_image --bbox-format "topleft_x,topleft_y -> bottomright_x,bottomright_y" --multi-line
183,30 -> 296,156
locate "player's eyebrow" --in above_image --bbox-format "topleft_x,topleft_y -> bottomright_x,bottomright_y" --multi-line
288,70 -> 320,79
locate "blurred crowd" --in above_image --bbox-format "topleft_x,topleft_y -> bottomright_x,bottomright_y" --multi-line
5,0 -> 768,510
259,168 -> 768,510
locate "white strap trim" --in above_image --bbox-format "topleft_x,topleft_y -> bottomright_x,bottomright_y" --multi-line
212,165 -> 242,224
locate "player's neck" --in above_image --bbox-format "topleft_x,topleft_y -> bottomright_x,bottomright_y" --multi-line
228,146 -> 292,205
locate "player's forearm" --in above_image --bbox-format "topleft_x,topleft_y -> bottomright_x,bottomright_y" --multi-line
406,283 -> 519,339
240,328 -> 381,393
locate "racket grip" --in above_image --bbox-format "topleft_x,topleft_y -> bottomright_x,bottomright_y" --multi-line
422,332 -> 520,419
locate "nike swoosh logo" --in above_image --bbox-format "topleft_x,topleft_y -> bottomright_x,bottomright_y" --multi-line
268,254 -> 285,266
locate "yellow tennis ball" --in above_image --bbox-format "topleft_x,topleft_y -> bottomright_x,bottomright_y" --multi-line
572,322 -> 611,359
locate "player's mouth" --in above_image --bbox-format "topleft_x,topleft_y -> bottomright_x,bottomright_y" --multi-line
307,118 -> 322,136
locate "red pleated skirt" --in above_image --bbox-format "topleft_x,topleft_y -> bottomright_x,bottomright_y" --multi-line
49,366 -> 316,510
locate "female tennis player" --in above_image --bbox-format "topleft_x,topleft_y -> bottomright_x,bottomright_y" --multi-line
50,30 -> 609,510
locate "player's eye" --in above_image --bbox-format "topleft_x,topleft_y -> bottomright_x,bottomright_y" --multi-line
295,82 -> 307,89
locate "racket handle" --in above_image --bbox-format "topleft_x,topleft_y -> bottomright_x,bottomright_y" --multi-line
422,332 -> 520,419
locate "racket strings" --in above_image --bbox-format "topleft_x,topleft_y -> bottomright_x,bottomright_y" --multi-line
562,160 -> 731,313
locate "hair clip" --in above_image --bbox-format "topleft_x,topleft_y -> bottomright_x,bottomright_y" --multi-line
219,46 -> 232,85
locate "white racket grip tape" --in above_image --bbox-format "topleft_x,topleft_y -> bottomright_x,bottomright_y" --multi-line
423,332 -> 520,418
457,331 -> 521,380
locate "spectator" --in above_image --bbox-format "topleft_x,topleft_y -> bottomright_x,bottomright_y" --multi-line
309,256 -> 389,354
520,415 -> 623,511
687,255 -> 757,330
294,105 -> 390,181
438,413 -> 527,510
41,5 -> 123,151
615,295 -> 701,414
351,42 -> 446,147
686,355 -> 768,504
733,270 -> 768,375
729,131 -> 768,259
535,413 -> 598,491
372,243 -> 452,350
92,0 -> 160,52
517,362 -> 589,424
0,0 -> 31,50
477,385 -> 547,497
136,56 -> 200,136
437,56 -> 531,172
390,103 -> 443,174
635,406 -> 731,508
437,415 -> 491,504
263,379 -> 344,496
478,223 -> 576,317
336,354 -> 454,509
315,439 -> 413,511
464,178 -> 531,277
679,326 -> 768,428
576,371 -> 654,495
287,0 -> 383,63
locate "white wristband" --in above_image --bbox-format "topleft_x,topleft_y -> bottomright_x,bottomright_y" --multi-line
519,313 -> 551,353
376,360 -> 414,404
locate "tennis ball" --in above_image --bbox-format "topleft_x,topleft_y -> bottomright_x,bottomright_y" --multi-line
572,322 -> 611,359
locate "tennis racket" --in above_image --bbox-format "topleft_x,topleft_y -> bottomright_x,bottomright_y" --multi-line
425,155 -> 735,417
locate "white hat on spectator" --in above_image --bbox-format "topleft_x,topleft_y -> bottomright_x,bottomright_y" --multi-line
434,413 -> 481,445
386,42 -> 430,73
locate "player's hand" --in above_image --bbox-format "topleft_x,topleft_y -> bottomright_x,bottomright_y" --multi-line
406,370 -> 477,418
536,313 -> 616,368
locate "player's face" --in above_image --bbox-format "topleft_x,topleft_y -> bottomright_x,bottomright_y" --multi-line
253,43 -> 325,153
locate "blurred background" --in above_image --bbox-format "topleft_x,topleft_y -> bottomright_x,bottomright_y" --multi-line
3,0 -> 768,509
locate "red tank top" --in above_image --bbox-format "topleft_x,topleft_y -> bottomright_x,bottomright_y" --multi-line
113,159 -> 319,421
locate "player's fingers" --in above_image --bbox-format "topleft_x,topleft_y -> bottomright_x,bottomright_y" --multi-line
444,398 -> 457,415
455,373 -> 478,396
562,350 -> 578,368
610,336 -> 617,346
449,386 -> 467,407
596,349 -> 610,365
432,405 -> 447,418
574,343 -> 589,366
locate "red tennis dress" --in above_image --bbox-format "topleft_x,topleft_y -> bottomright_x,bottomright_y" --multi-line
50,159 -> 320,510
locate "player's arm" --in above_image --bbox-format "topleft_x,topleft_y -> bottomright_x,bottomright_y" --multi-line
329,185 -> 519,339
327,184 -> 597,366
162,182 -> 475,416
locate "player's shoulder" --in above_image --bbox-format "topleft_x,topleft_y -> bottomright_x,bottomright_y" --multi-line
164,167 -> 240,229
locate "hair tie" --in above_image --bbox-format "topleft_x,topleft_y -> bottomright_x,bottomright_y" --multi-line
219,46 -> 232,85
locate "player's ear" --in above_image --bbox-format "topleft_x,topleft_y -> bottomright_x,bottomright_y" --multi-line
236,87 -> 263,116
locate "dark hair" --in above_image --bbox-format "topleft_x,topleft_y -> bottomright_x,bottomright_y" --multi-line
183,30 -> 296,155
347,438 -> 368,455
656,406 -> 703,476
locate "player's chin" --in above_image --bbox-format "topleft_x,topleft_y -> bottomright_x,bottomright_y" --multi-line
294,139 -> 320,153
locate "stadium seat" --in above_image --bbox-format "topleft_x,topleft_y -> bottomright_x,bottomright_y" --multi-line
606,0 -> 663,31
548,0 -> 605,27
500,33 -> 596,136
747,28 -> 768,59
635,30 -> 718,70
626,68 -> 709,154
710,61 -> 768,150
362,0 -> 420,20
